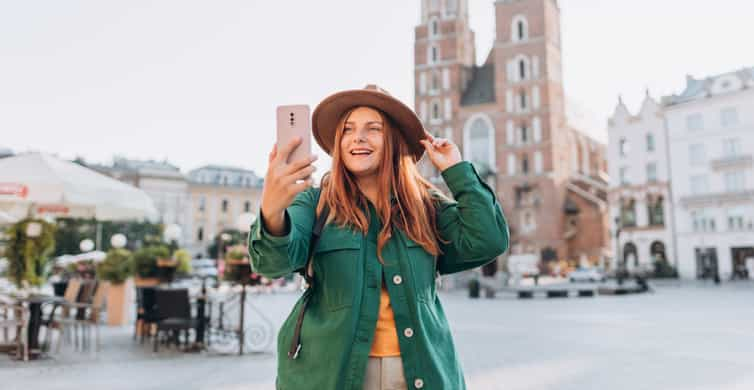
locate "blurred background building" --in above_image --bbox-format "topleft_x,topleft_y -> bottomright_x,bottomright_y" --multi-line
186,165 -> 263,258
413,0 -> 611,277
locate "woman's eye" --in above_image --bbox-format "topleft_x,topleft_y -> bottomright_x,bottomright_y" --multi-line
344,127 -> 353,132
369,127 -> 382,132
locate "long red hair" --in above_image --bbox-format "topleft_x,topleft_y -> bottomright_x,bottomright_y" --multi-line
317,107 -> 447,262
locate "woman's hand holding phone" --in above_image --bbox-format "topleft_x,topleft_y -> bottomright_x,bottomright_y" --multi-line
260,137 -> 317,236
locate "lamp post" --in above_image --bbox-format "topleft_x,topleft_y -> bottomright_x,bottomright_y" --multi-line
614,216 -> 624,285
79,238 -> 95,253
110,233 -> 127,249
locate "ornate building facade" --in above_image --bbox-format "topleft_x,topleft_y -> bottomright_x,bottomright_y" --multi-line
413,0 -> 610,270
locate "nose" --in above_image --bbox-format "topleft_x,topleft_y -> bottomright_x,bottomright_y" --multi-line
353,129 -> 367,143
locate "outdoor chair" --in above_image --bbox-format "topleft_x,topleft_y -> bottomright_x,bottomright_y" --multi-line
0,297 -> 29,361
136,287 -> 159,344
152,288 -> 197,352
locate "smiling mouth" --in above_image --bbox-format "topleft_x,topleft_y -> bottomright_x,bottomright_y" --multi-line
350,149 -> 373,156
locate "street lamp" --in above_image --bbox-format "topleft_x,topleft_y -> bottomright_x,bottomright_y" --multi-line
614,216 -> 624,285
80,238 -> 95,253
110,233 -> 127,249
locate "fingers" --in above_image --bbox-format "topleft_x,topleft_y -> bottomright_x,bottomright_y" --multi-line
425,132 -> 435,143
284,154 -> 318,174
276,137 -> 303,163
432,137 -> 449,148
288,164 -> 316,182
268,144 -> 278,163
420,139 -> 432,150
290,178 -> 314,193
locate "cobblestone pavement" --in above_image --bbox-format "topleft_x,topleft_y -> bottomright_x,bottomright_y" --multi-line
2,281 -> 753,390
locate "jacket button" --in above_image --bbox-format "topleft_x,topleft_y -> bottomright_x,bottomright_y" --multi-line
414,378 -> 424,388
393,275 -> 403,285
403,328 -> 414,338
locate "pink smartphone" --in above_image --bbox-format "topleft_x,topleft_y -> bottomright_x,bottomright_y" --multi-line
276,104 -> 311,164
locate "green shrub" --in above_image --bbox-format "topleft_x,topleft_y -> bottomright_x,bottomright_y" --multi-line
132,245 -> 169,278
173,249 -> 192,274
96,248 -> 133,284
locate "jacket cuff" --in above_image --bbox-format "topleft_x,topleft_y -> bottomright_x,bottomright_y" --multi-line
252,209 -> 291,247
441,161 -> 482,195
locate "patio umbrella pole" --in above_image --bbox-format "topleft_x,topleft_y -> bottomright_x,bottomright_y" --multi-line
95,222 -> 102,250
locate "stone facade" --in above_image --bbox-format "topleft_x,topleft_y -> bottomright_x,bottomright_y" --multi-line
414,0 -> 610,270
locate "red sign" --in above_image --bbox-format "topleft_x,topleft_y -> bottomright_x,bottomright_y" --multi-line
36,204 -> 70,214
0,183 -> 28,198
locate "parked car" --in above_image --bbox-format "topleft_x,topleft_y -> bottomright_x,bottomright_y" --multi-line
568,268 -> 606,283
191,258 -> 219,280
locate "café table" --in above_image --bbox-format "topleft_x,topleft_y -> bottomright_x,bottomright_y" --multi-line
10,294 -> 66,359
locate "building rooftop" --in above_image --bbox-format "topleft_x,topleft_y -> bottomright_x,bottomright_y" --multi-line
460,64 -> 496,106
663,66 -> 754,106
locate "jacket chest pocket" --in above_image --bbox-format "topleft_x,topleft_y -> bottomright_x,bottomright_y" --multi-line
406,241 -> 436,303
314,229 -> 362,311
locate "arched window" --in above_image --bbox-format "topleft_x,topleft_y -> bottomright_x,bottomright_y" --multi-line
430,19 -> 439,37
519,90 -> 528,111
431,71 -> 440,91
464,115 -> 495,172
429,45 -> 439,64
221,199 -> 229,213
519,59 -> 527,80
520,123 -> 529,144
511,15 -> 529,42
431,101 -> 441,121
197,227 -> 204,242
244,201 -> 251,213
521,154 -> 529,174
620,198 -> 636,227
648,195 -> 664,226
446,0 -> 457,14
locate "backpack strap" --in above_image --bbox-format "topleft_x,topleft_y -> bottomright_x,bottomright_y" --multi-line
288,194 -> 329,360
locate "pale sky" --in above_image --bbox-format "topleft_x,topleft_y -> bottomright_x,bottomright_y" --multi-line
2,0 -> 753,177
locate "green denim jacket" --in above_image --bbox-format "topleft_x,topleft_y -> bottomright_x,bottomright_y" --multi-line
248,161 -> 509,390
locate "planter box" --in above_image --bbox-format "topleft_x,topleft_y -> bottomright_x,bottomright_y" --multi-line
106,278 -> 133,326
134,277 -> 160,287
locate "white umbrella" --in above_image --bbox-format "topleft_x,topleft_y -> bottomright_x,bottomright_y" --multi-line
0,210 -> 18,224
0,152 -> 157,221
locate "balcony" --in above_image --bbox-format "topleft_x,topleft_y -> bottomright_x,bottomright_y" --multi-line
710,154 -> 753,171
680,190 -> 754,207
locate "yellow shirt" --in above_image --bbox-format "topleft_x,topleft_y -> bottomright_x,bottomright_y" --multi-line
368,281 -> 401,357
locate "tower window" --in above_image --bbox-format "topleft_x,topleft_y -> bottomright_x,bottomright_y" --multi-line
431,101 -> 440,120
512,15 -> 529,42
221,199 -> 229,213
429,45 -> 440,64
518,22 -> 525,40
519,90 -> 528,111
519,59 -> 527,80
431,20 -> 439,36
522,155 -> 529,174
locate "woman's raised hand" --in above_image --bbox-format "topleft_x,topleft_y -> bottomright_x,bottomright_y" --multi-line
420,133 -> 462,172
260,137 -> 317,236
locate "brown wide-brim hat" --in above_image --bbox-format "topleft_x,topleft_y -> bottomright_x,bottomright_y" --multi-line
312,84 -> 428,161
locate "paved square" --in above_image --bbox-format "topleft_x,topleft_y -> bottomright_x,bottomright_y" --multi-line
1,281 -> 753,389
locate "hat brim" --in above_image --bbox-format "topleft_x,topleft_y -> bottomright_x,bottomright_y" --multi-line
312,89 -> 427,161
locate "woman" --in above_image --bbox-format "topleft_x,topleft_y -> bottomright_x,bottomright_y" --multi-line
249,85 -> 509,390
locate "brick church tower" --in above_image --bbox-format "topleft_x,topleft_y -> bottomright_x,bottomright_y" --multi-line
414,0 -> 611,269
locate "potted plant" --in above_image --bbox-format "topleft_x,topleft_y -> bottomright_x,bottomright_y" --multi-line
173,249 -> 192,276
224,245 -> 251,283
5,218 -> 56,289
132,245 -> 169,286
96,248 -> 133,325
